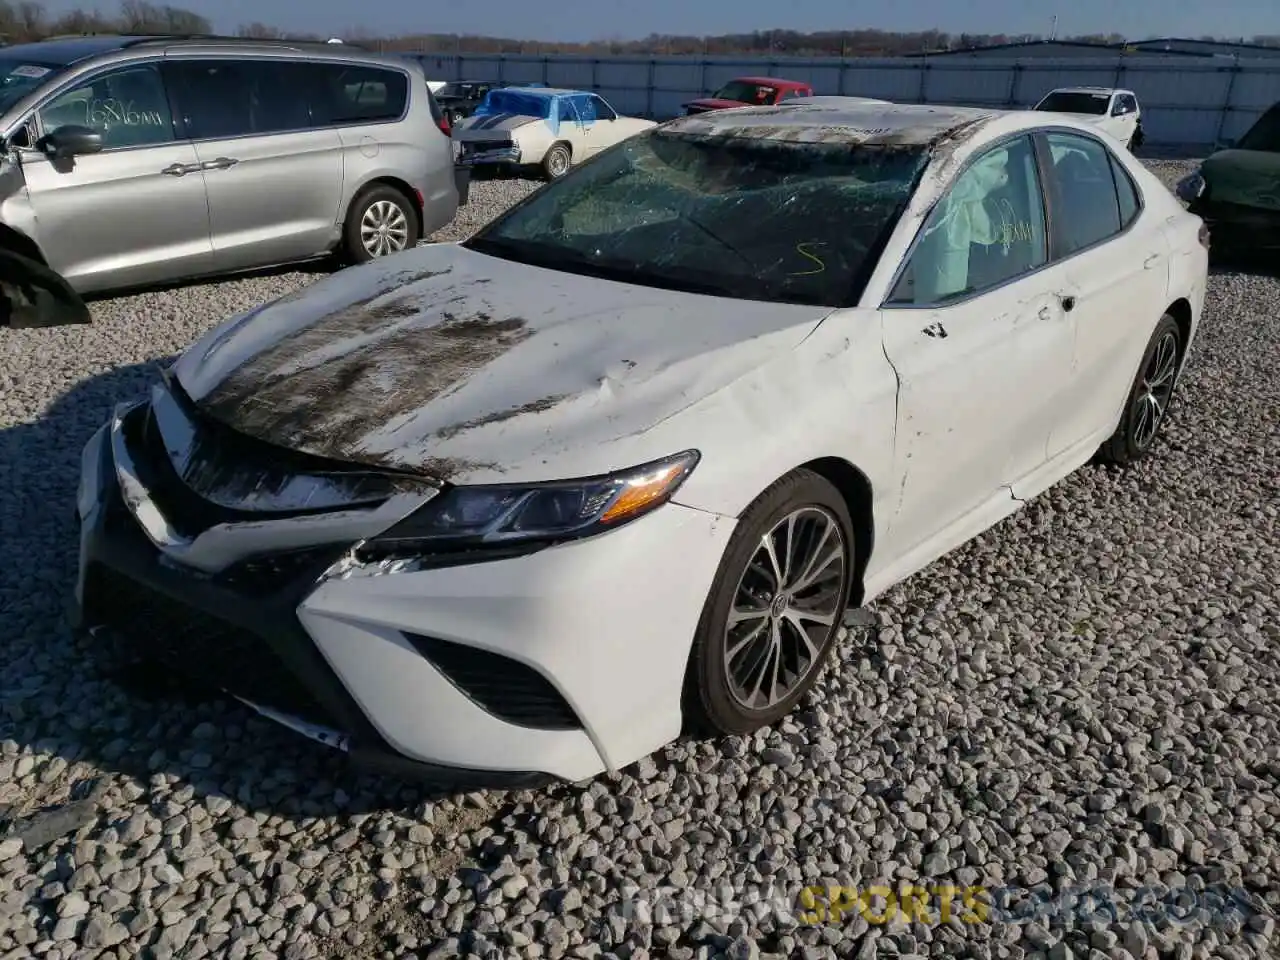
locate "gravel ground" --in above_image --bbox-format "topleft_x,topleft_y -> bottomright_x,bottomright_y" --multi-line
1,161 -> 1277,960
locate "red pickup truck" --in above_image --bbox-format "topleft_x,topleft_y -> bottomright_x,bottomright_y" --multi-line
682,76 -> 814,115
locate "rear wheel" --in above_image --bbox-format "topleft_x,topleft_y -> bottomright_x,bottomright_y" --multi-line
683,469 -> 854,736
343,185 -> 420,264
542,142 -> 571,180
1096,313 -> 1181,465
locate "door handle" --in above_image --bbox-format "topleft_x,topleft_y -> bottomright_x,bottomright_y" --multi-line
202,157 -> 239,170
1144,254 -> 1162,270
1038,306 -> 1053,322
160,162 -> 193,176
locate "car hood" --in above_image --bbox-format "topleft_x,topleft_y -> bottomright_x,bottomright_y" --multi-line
1202,149 -> 1280,211
172,243 -> 834,485
453,114 -> 540,138
684,98 -> 750,112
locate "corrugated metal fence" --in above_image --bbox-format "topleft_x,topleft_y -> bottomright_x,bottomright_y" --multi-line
407,52 -> 1280,147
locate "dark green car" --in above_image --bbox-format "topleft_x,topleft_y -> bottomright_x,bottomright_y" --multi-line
1177,103 -> 1280,252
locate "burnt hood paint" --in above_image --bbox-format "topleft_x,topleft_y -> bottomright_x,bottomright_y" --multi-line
172,243 -> 833,485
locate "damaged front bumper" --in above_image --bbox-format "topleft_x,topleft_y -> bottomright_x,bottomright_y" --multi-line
72,392 -> 734,786
455,143 -> 522,166
71,403 -> 558,789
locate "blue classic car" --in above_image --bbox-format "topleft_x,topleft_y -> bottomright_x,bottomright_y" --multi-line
452,87 -> 656,179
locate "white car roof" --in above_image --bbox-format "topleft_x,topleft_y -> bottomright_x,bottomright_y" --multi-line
1045,86 -> 1135,97
663,99 -> 997,146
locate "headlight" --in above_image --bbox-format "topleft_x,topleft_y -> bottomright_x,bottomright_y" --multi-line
1175,171 -> 1205,202
358,450 -> 700,559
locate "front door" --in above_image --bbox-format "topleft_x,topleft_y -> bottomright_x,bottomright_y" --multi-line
20,61 -> 214,292
162,58 -> 344,274
878,134 -> 1074,556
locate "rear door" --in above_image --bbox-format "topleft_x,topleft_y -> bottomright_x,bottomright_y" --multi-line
162,57 -> 344,274
1036,130 -> 1170,459
20,60 -> 214,291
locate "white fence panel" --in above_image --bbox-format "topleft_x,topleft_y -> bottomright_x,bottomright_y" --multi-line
437,51 -> 1280,145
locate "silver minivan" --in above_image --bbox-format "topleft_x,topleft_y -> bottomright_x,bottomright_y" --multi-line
0,35 -> 463,324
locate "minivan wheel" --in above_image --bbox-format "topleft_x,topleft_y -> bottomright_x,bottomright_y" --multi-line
1097,313 -> 1182,465
683,469 -> 854,737
345,185 -> 420,264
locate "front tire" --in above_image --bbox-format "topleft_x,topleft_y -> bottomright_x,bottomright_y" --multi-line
683,469 -> 855,737
343,185 -> 420,265
1097,313 -> 1182,465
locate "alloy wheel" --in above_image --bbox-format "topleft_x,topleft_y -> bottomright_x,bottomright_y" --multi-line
360,200 -> 411,258
1132,330 -> 1179,449
723,506 -> 847,710
547,149 -> 569,177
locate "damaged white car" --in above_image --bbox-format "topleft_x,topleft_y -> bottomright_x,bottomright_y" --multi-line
74,100 -> 1207,786
453,86 -> 655,179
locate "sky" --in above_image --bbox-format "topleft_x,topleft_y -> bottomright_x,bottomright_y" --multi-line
34,0 -> 1280,43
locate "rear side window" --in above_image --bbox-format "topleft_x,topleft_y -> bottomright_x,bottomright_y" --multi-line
164,60 -> 315,139
1110,154 -> 1140,227
315,64 -> 408,124
1041,132 -> 1123,257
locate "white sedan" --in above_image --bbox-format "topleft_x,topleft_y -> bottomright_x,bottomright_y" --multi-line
72,101 -> 1207,786
453,86 -> 655,179
1034,86 -> 1145,149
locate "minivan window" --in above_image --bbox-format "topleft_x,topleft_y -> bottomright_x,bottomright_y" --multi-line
317,64 -> 408,124
164,60 -> 316,139
466,129 -> 928,308
38,64 -> 174,149
0,60 -> 65,114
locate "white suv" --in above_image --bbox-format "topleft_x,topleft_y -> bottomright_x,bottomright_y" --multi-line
1034,86 -> 1144,150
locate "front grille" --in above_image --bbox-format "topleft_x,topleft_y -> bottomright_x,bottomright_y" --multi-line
406,634 -> 581,730
86,564 -> 339,729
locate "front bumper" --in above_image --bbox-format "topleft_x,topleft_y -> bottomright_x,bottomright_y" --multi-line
73,404 -> 733,785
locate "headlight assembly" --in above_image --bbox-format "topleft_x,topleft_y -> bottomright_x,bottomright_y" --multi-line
357,450 -> 700,560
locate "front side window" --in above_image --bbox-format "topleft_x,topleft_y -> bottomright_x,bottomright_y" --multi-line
1041,132 -> 1124,256
466,129 -> 928,307
37,64 -> 174,149
1035,91 -> 1110,115
887,135 -> 1047,306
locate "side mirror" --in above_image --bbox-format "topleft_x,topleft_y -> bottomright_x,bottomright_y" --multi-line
35,124 -> 103,160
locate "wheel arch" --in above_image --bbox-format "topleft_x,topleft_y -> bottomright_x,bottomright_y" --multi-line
348,176 -> 423,234
793,456 -> 875,608
1165,297 -> 1192,364
0,223 -> 47,265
